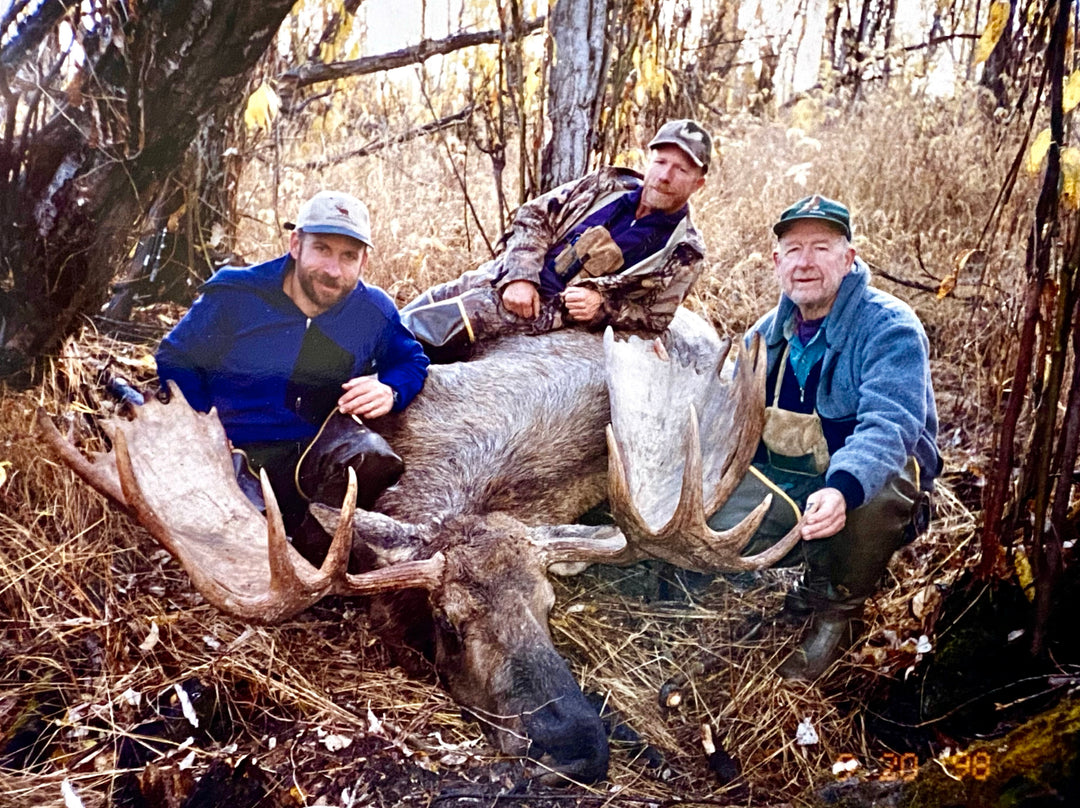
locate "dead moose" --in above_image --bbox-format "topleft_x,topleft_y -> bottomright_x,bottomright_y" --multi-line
40,309 -> 804,783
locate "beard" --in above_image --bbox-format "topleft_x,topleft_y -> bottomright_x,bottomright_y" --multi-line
297,268 -> 349,309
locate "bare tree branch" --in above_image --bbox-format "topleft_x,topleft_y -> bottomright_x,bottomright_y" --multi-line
0,0 -> 80,71
280,17 -> 545,90
298,106 -> 474,169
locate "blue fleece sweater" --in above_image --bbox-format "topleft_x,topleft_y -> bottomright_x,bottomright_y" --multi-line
751,258 -> 941,507
156,254 -> 429,446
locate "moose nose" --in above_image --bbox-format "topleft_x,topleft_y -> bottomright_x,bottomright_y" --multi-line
518,652 -> 610,783
525,701 -> 609,783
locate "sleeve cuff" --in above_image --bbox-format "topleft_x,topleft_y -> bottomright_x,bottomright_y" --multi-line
826,470 -> 865,510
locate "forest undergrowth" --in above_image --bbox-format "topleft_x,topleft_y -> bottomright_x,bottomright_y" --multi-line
0,85 -> 1046,807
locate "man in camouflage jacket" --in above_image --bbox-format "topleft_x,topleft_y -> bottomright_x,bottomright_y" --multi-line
401,120 -> 712,360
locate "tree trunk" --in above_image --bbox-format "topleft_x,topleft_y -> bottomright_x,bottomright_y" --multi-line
0,0 -> 295,382
540,0 -> 609,191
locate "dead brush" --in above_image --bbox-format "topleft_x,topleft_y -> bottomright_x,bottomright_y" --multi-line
2,87 -> 1024,805
5,331 -> 976,805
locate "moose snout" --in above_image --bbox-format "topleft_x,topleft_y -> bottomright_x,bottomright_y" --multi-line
524,697 -> 609,783
515,650 -> 609,783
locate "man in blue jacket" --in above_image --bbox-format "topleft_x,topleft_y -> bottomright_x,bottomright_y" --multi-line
708,194 -> 941,681
156,191 -> 429,529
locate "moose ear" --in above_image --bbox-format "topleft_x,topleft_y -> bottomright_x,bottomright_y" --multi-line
527,524 -> 628,575
309,503 -> 431,566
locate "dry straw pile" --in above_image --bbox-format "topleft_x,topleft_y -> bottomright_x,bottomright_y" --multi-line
1,86 -> 1033,806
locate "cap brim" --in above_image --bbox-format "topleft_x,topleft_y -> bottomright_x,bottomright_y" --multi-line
647,138 -> 706,168
773,214 -> 850,240
293,224 -> 374,248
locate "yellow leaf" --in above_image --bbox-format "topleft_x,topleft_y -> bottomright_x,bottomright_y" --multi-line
1060,147 -> 1080,210
1013,546 -> 1035,602
974,1 -> 1010,65
936,271 -> 957,299
1065,70 -> 1080,114
244,82 -> 281,133
0,461 -> 9,489
167,202 -> 187,232
791,97 -> 823,132
1026,128 -> 1052,174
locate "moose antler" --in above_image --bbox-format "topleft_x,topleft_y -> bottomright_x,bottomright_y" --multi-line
38,385 -> 444,624
597,313 -> 805,572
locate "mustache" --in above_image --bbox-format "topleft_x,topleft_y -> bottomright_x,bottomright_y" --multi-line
308,272 -> 344,288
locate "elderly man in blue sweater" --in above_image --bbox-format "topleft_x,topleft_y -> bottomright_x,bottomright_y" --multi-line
156,191 -> 429,534
708,194 -> 941,681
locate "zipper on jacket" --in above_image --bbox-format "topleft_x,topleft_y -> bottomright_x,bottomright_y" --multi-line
295,318 -> 313,414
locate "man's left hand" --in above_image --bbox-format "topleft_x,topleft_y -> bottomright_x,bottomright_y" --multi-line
801,487 -> 847,540
563,286 -> 604,322
338,376 -> 394,419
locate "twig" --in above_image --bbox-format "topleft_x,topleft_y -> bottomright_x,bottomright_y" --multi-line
299,106 -> 474,169
415,70 -> 494,257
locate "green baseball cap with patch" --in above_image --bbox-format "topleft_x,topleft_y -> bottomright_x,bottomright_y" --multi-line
773,194 -> 852,240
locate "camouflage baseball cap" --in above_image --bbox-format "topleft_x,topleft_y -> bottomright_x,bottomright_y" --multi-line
772,194 -> 852,240
648,119 -> 713,172
286,190 -> 373,248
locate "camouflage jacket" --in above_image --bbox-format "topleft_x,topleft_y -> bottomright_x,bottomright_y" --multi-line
486,166 -> 707,333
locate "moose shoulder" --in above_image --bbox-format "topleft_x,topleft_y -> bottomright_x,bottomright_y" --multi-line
39,309 -> 803,783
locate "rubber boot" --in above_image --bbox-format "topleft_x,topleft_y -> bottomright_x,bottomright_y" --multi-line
776,566 -> 833,625
777,601 -> 865,681
295,410 -> 404,510
400,297 -> 476,363
776,586 -> 828,626
400,289 -> 435,314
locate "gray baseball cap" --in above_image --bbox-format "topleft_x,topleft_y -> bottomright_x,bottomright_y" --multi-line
648,119 -> 713,172
285,191 -> 373,248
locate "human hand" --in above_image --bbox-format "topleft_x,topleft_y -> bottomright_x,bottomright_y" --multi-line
501,280 -> 541,319
801,487 -> 847,540
338,376 -> 395,419
562,286 -> 604,322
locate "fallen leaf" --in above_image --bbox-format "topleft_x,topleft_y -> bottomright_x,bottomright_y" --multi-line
138,620 -> 160,653
795,717 -> 818,746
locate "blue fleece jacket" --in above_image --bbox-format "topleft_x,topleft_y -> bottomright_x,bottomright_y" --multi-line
156,254 -> 429,446
751,258 -> 941,507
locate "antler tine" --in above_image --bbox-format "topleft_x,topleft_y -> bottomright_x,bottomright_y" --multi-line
341,553 -> 447,595
714,335 -> 733,374
259,469 -> 311,599
734,518 -> 807,570
666,404 -> 705,535
605,424 -> 653,548
705,336 -> 768,515
37,408 -> 126,506
532,524 -> 630,569
319,466 -> 357,580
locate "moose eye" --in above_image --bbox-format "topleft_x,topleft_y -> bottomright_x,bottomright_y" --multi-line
434,611 -> 462,639
434,611 -> 465,657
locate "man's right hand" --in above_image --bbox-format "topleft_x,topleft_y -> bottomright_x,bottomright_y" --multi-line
801,487 -> 847,540
501,280 -> 540,319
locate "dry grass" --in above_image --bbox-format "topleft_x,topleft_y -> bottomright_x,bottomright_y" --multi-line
1,84 -> 1032,806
